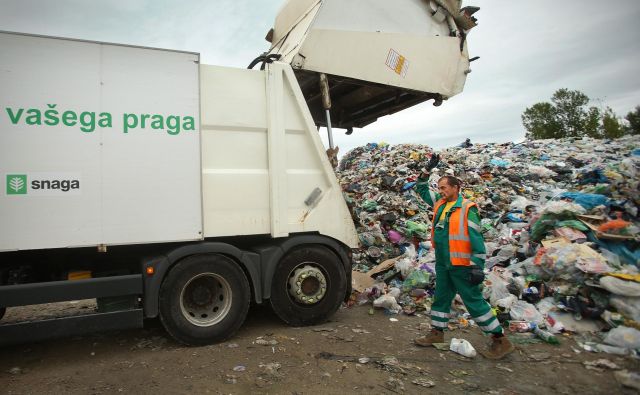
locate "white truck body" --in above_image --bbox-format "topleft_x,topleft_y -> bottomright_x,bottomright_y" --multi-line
0,32 -> 358,252
0,0 -> 477,346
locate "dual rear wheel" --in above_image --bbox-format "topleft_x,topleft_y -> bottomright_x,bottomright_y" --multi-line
158,246 -> 346,345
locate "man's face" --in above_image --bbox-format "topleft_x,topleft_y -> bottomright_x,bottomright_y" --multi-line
438,178 -> 459,202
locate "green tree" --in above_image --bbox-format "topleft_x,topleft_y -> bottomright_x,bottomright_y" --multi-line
602,107 -> 624,139
522,102 -> 561,139
522,88 -> 602,139
625,106 -> 640,135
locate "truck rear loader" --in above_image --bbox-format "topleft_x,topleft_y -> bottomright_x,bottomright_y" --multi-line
0,0 -> 477,346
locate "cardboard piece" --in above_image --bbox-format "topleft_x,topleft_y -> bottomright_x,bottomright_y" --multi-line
541,237 -> 571,248
351,258 -> 397,292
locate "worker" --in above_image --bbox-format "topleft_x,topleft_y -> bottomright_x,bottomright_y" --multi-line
413,153 -> 515,359
459,138 -> 472,148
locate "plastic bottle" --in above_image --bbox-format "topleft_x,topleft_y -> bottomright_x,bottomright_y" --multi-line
534,326 -> 560,344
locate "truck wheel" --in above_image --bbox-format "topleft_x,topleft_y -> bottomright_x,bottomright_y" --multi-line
270,245 -> 346,326
0,307 -> 5,321
159,254 -> 250,346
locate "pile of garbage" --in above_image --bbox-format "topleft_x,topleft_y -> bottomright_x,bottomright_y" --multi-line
338,136 -> 640,354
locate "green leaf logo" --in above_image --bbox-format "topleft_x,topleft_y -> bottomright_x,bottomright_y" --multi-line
6,174 -> 27,195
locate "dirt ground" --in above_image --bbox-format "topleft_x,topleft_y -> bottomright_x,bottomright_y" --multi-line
1,303 -> 639,395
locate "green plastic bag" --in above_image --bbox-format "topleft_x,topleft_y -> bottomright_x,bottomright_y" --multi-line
555,220 -> 589,231
405,221 -> 428,238
403,270 -> 431,291
362,199 -> 378,212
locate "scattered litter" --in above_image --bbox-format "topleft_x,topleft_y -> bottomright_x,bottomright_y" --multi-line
385,377 -> 405,392
312,327 -> 338,333
449,369 -> 472,377
412,378 -> 435,387
432,342 -> 450,351
615,370 -> 640,391
583,359 -> 620,372
255,338 -> 279,346
8,367 -> 22,375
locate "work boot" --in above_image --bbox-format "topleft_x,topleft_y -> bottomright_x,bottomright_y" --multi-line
414,329 -> 444,347
481,335 -> 515,360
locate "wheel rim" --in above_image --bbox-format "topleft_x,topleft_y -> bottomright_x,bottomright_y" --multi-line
287,262 -> 327,305
179,273 -> 232,327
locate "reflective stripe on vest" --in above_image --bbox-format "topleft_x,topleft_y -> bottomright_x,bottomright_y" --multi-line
430,198 -> 477,266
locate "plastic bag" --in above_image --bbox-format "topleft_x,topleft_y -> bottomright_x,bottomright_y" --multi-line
395,257 -> 414,278
536,297 -> 557,316
559,192 -> 609,210
362,199 -> 378,212
450,338 -> 477,358
387,229 -> 404,244
496,294 -> 518,310
600,276 -> 640,297
490,158 -> 510,168
405,221 -> 428,238
387,287 -> 402,299
528,165 -> 557,178
603,326 -> 640,349
609,296 -> 640,322
555,220 -> 589,231
541,200 -> 586,216
615,370 -> 640,391
509,196 -> 534,212
485,269 -> 512,306
509,300 -> 544,326
373,294 -> 402,314
402,270 -> 431,291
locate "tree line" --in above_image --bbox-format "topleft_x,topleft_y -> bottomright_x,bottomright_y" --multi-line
521,88 -> 639,140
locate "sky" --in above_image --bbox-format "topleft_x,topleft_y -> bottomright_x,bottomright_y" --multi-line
1,0 -> 639,154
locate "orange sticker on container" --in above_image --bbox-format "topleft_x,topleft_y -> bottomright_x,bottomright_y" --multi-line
386,49 -> 409,77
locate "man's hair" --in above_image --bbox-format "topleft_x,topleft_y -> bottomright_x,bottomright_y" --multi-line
438,175 -> 462,189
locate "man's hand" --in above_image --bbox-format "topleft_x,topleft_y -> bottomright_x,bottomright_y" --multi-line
426,153 -> 440,171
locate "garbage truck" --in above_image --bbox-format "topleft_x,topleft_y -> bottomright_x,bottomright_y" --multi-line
0,0 -> 478,346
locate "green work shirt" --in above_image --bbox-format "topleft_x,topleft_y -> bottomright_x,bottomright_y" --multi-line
416,178 -> 487,269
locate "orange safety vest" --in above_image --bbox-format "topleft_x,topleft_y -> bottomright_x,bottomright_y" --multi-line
431,198 -> 477,266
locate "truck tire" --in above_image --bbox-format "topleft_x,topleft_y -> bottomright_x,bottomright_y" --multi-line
159,254 -> 250,346
0,307 -> 5,321
270,245 -> 346,326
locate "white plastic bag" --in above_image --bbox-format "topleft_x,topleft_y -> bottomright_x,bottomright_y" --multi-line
609,296 -> 640,322
600,276 -> 640,297
509,196 -> 532,212
395,257 -> 415,278
373,294 -> 401,314
486,269 -> 512,306
387,287 -> 401,299
509,300 -> 544,326
496,294 -> 518,310
450,338 -> 477,358
528,165 -> 557,179
603,326 -> 640,349
536,297 -> 557,316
